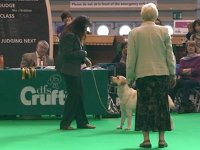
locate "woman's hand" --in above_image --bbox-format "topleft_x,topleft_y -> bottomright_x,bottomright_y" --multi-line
85,57 -> 92,67
182,68 -> 191,75
169,75 -> 176,88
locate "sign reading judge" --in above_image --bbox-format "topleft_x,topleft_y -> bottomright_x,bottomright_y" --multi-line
0,0 -> 52,68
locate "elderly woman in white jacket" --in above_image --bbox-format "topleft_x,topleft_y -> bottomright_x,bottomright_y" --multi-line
126,3 -> 176,148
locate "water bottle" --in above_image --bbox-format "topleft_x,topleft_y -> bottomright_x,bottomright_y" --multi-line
0,55 -> 4,69
40,60 -> 44,69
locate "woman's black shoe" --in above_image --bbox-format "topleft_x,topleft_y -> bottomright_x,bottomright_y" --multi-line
158,140 -> 168,148
60,126 -> 75,130
77,124 -> 96,129
139,140 -> 152,148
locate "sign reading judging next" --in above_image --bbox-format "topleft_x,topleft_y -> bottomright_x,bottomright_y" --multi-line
0,0 -> 52,68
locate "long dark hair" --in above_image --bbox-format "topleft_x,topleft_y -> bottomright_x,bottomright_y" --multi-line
61,15 -> 91,41
192,19 -> 200,33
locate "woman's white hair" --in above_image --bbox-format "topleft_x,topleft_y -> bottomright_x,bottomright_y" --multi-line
141,3 -> 158,21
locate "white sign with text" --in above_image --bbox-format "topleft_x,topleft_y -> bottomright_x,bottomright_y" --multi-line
70,0 -> 157,8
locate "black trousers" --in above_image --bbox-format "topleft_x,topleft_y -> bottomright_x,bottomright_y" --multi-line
60,74 -> 88,128
169,78 -> 199,105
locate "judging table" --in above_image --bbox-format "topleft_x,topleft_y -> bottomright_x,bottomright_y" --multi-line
0,68 -> 109,115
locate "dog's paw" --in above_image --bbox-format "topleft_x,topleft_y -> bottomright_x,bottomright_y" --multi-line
116,126 -> 123,129
125,127 -> 131,131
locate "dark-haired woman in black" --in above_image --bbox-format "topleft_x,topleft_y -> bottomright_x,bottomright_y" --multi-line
56,16 -> 95,130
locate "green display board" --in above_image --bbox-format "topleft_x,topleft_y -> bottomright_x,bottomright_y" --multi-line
0,69 -> 109,115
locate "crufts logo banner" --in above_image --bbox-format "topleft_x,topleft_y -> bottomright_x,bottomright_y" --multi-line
20,74 -> 67,106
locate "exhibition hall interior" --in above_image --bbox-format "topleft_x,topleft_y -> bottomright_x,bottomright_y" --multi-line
0,1 -> 200,150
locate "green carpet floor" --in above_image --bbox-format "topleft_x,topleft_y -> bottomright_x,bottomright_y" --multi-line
0,113 -> 200,150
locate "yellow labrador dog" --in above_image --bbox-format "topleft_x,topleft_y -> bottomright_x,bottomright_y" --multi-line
111,75 -> 174,130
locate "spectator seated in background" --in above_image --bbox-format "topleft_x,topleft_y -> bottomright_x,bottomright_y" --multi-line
20,40 -> 54,68
112,41 -> 127,76
169,40 -> 200,113
186,22 -> 194,41
56,11 -> 73,38
190,19 -> 200,53
155,18 -> 162,25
